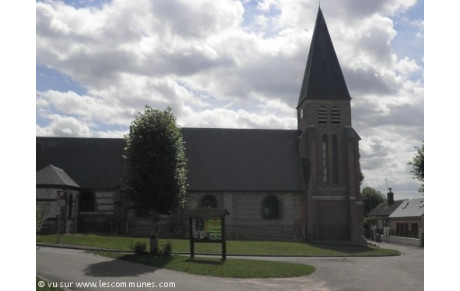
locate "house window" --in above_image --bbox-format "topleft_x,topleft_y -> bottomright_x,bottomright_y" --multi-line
202,195 -> 217,209
331,107 -> 341,124
68,193 -> 73,219
332,135 -> 339,184
318,106 -> 327,124
79,191 -> 95,212
262,196 -> 279,219
322,135 -> 329,184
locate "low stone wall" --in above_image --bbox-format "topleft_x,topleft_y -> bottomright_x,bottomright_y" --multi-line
386,235 -> 421,247
382,227 -> 423,247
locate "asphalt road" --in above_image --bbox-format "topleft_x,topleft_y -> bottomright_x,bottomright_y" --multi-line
36,242 -> 423,291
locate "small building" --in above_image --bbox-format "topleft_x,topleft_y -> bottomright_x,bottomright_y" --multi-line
366,189 -> 407,235
36,164 -> 80,234
389,198 -> 424,238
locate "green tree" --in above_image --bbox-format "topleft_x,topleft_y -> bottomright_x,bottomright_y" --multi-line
123,106 -> 187,254
408,142 -> 424,194
36,207 -> 46,233
362,187 -> 385,215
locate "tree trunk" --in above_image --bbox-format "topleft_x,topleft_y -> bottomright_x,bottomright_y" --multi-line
150,212 -> 160,255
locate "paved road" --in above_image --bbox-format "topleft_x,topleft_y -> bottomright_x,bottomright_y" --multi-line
36,242 -> 423,291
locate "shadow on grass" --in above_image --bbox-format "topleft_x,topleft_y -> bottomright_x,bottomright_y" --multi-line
84,253 -> 173,277
309,242 -> 399,255
185,258 -> 224,265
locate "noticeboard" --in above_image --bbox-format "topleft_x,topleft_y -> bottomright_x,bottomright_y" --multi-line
188,209 -> 229,261
191,217 -> 222,241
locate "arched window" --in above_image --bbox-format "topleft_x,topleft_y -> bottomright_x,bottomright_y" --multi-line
331,107 -> 341,124
322,135 -> 329,184
79,191 -> 95,212
318,106 -> 327,124
332,135 -> 339,184
201,195 -> 217,209
262,196 -> 279,219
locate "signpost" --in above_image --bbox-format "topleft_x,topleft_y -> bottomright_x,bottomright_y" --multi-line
56,191 -> 66,243
188,209 -> 229,261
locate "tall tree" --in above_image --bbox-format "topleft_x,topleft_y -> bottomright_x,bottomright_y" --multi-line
123,106 -> 187,254
408,142 -> 424,194
362,187 -> 385,215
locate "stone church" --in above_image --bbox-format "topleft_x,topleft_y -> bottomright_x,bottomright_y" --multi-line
36,8 -> 364,243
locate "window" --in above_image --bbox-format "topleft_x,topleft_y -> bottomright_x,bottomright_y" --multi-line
262,196 -> 279,219
332,135 -> 339,184
79,191 -> 95,212
318,106 -> 327,124
68,194 -> 73,219
201,195 -> 217,209
300,108 -> 305,119
322,135 -> 329,184
331,107 -> 341,124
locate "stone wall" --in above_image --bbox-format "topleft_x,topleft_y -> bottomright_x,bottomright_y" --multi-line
36,187 -> 79,234
187,191 -> 305,241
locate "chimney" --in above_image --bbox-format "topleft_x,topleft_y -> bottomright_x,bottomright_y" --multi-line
387,188 -> 394,205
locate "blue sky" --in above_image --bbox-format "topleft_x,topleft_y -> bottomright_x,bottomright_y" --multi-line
34,0 -> 424,199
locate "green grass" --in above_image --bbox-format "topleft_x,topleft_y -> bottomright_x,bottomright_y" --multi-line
92,252 -> 315,278
37,233 -> 399,256
36,277 -> 64,291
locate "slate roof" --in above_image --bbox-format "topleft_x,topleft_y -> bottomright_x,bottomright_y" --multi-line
367,200 -> 407,217
389,198 -> 424,218
297,7 -> 351,108
36,164 -> 80,188
36,128 -> 306,192
36,137 -> 126,189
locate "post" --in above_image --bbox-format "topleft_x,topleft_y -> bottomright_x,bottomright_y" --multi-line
56,204 -> 61,243
221,215 -> 226,261
189,217 -> 194,260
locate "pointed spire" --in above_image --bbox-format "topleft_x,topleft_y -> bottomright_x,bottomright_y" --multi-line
297,8 -> 350,108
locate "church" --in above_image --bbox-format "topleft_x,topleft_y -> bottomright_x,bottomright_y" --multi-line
36,8 -> 364,243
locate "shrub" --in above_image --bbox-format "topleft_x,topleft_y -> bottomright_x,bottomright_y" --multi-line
131,241 -> 148,255
160,242 -> 172,257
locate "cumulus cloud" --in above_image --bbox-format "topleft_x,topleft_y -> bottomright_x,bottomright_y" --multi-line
36,0 -> 423,199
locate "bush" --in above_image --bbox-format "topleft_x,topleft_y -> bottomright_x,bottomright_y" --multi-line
159,242 -> 172,257
131,241 -> 148,255
36,207 -> 46,233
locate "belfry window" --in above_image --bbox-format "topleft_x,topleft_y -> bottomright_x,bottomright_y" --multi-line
318,106 -> 327,124
331,107 -> 341,124
322,135 -> 329,184
262,196 -> 279,219
202,195 -> 217,209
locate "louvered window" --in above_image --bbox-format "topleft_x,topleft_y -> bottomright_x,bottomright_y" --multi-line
331,107 -> 341,124
318,106 -> 327,124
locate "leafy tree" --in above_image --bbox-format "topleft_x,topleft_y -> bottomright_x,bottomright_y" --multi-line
362,187 -> 385,215
123,106 -> 187,254
36,207 -> 46,233
408,142 -> 424,194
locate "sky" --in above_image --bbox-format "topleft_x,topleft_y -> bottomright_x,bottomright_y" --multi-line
34,0 -> 424,200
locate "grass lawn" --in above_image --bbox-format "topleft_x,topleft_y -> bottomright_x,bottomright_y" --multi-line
92,252 -> 316,278
37,233 -> 399,256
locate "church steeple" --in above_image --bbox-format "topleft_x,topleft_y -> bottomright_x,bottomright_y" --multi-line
297,7 -> 350,108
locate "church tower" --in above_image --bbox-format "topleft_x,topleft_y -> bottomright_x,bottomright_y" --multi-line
298,8 -> 364,242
